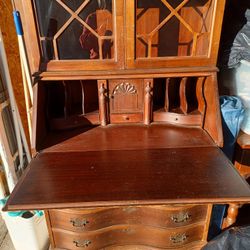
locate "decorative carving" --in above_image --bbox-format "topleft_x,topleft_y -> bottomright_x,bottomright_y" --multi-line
144,80 -> 153,125
113,82 -> 137,95
98,80 -> 108,126
99,84 -> 105,95
145,82 -> 152,96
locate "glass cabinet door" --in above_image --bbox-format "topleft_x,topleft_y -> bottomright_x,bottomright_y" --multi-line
126,0 -> 224,69
33,0 -> 124,71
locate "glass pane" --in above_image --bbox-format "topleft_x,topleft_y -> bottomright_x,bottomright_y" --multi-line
34,0 -> 114,60
136,0 -> 213,58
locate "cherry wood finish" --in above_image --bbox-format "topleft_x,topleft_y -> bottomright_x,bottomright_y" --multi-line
52,224 -> 205,249
222,203 -> 241,229
5,146 -> 250,211
98,80 -> 109,126
39,67 -> 218,81
234,132 -> 250,179
14,0 -> 225,74
47,204 -> 212,250
99,243 -> 207,250
39,124 -> 215,152
8,0 -> 250,249
31,73 -> 223,151
45,210 -> 56,248
236,132 -> 250,150
49,205 -> 208,232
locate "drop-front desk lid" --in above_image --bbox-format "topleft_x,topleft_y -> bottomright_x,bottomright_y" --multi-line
4,124 -> 250,211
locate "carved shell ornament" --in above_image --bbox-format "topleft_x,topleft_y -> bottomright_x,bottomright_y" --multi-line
113,82 -> 137,95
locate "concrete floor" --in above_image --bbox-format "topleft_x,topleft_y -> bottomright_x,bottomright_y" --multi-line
0,215 -> 14,250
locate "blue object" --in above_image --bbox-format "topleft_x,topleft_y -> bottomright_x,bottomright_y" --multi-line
208,205 -> 227,241
13,11 -> 23,36
220,96 -> 245,160
0,197 -> 43,217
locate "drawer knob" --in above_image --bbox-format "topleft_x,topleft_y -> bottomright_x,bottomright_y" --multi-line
171,213 -> 190,223
70,218 -> 89,228
73,240 -> 91,248
170,233 -> 187,244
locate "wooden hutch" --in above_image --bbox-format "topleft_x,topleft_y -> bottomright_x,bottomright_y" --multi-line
5,0 -> 250,249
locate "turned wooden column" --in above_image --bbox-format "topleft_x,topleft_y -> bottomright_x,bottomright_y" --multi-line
222,203 -> 241,229
222,132 -> 250,229
98,80 -> 108,126
234,131 -> 250,179
144,79 -> 153,125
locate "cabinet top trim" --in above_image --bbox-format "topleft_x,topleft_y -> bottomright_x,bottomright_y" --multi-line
38,66 -> 218,81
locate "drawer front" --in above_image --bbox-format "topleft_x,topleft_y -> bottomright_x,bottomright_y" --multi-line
110,113 -> 143,123
105,242 -> 207,250
53,224 -> 204,249
49,205 -> 208,232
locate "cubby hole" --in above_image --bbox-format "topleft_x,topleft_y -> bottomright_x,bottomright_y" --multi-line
34,80 -> 100,151
152,77 -> 205,127
153,77 -> 199,115
47,80 -> 99,120
185,77 -> 199,114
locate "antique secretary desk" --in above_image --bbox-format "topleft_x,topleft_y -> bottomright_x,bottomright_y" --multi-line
5,0 -> 250,249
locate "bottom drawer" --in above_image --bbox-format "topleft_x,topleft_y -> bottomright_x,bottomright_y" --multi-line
105,242 -> 207,250
53,224 -> 204,249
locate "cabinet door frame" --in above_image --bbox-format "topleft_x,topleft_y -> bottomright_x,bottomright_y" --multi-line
125,0 -> 226,69
18,0 -> 125,73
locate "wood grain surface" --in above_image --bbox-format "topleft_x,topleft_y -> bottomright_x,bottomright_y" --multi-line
39,124 -> 215,152
52,224 -> 204,249
49,205 -> 208,232
4,146 -> 250,211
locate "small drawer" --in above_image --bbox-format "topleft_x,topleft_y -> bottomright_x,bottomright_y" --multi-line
53,224 -> 204,249
49,205 -> 208,232
110,113 -> 143,123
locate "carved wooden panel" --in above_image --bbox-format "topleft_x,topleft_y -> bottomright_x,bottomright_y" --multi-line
109,80 -> 144,114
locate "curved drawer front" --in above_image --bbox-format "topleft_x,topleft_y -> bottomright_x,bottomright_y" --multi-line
105,242 -> 206,250
53,224 -> 204,249
49,205 -> 208,232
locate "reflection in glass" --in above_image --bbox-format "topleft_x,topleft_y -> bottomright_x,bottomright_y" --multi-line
34,0 -> 113,60
136,0 -> 213,58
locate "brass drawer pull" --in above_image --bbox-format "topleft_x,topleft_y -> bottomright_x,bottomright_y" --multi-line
70,218 -> 89,227
171,213 -> 190,223
170,233 -> 188,244
73,240 -> 91,248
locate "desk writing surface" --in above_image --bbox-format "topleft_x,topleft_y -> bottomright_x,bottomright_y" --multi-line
40,124 -> 215,152
5,146 -> 250,211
